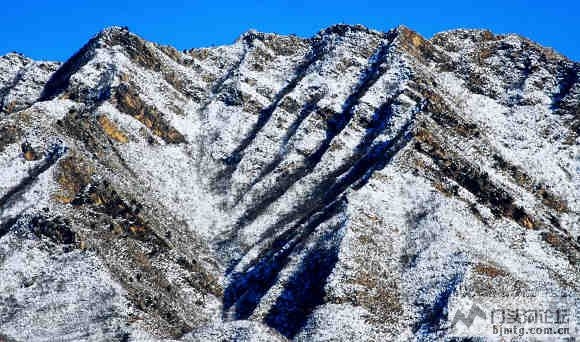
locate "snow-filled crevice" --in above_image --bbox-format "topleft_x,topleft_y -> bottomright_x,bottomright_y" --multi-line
551,63 -> 579,110
263,210 -> 346,338
0,143 -> 67,212
0,63 -> 30,113
221,47 -> 404,245
508,56 -> 534,105
0,216 -> 18,240
337,117 -> 415,192
218,90 -> 415,266
197,39 -> 253,116
219,96 -> 415,338
223,197 -> 347,323
217,30 -> 398,199
39,36 -> 101,101
217,35 -> 330,188
233,100 -> 321,206
414,270 -> 463,338
303,33 -> 397,175
353,91 -> 402,154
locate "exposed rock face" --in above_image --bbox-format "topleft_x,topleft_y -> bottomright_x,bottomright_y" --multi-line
0,25 -> 578,341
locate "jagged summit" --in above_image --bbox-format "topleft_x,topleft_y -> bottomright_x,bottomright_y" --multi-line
99,25 -> 131,35
0,24 -> 578,341
431,27 -> 571,60
0,51 -> 30,61
316,23 -> 385,37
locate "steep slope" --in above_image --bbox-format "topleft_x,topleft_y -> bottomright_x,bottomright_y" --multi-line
0,25 -> 578,341
0,53 -> 60,114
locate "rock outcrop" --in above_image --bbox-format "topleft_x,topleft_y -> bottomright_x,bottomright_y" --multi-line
0,25 -> 578,341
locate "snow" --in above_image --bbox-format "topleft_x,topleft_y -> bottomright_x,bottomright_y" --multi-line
0,24 -> 578,341
0,225 -> 131,341
438,71 -> 579,215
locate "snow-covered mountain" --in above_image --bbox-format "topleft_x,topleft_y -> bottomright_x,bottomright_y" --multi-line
0,25 -> 578,341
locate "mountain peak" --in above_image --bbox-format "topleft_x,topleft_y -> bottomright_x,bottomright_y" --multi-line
99,25 -> 131,35
235,29 -> 276,44
315,23 -> 383,38
1,51 -> 30,61
0,24 -> 578,341
95,25 -> 148,49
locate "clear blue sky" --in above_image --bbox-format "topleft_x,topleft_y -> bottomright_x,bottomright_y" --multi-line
1,0 -> 579,62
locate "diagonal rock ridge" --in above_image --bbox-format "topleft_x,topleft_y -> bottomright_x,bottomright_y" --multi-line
0,24 -> 578,341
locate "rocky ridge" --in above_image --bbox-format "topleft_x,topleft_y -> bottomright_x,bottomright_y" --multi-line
0,24 -> 578,341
